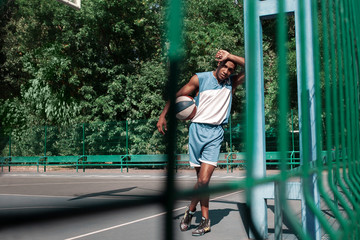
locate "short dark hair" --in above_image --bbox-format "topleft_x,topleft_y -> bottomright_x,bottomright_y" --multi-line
220,59 -> 238,69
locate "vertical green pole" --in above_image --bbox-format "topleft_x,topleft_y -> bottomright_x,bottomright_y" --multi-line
82,123 -> 86,173
297,0 -> 336,238
9,133 -> 11,158
277,1 -> 288,238
44,125 -> 47,172
83,123 -> 85,156
291,110 -> 295,169
165,0 -> 183,239
80,123 -> 85,173
229,115 -> 232,173
44,125 -> 47,157
276,1 -> 308,239
125,120 -> 128,172
7,133 -> 11,172
291,110 -> 295,151
229,115 -> 233,153
126,120 -> 128,156
244,0 -> 268,238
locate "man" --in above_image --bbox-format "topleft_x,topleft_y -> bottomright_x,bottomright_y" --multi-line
157,49 -> 245,236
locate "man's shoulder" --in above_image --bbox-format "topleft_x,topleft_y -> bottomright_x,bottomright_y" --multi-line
196,71 -> 213,79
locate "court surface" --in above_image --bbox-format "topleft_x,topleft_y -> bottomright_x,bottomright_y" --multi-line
0,168 -> 302,240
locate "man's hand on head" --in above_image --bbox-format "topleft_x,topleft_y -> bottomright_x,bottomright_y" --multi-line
215,50 -> 230,62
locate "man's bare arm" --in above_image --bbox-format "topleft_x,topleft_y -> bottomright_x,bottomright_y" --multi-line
215,50 -> 245,67
156,75 -> 199,135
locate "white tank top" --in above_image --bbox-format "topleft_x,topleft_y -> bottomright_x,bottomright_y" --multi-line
191,71 -> 233,125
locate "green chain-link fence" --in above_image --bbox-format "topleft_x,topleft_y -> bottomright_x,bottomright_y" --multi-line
243,0 -> 360,239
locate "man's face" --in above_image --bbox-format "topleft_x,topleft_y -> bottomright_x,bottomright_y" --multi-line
216,61 -> 236,81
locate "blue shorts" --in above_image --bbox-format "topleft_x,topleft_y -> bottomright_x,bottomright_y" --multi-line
188,123 -> 224,167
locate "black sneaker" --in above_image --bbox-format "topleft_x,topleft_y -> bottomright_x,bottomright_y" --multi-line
180,206 -> 195,231
192,217 -> 211,236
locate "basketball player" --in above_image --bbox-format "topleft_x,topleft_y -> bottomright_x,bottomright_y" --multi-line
157,49 -> 245,236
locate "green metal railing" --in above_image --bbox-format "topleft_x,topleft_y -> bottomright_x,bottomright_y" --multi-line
0,115 -> 300,158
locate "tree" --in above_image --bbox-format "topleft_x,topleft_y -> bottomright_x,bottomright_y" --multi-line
0,0 -> 299,155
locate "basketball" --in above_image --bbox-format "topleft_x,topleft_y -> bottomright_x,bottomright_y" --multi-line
175,96 -> 197,120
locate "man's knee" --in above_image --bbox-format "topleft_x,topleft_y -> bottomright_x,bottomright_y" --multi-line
197,163 -> 215,187
197,176 -> 211,187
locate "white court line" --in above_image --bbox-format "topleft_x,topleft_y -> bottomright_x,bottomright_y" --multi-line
64,190 -> 244,240
0,193 -> 126,201
0,181 -> 121,187
0,206 -> 75,211
0,179 -> 164,187
0,193 -> 73,198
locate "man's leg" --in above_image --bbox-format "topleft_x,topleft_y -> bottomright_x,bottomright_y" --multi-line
191,163 -> 215,236
196,163 -> 215,219
180,163 -> 215,232
188,167 -> 201,212
188,163 -> 215,215
180,167 -> 201,231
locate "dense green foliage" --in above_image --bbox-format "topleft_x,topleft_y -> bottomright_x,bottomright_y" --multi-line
1,0 -> 165,128
0,0 -> 299,155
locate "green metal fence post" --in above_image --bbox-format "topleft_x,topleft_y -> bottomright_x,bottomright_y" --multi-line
244,0 -> 268,238
9,134 -> 11,158
228,115 -> 232,173
44,125 -> 47,172
127,120 -> 129,157
165,0 -> 184,239
291,110 -> 295,169
83,123 -> 85,157
276,1 -> 303,239
1,132 -> 11,172
79,123 -> 85,173
44,125 -> 47,157
276,4 -> 288,238
296,0 -> 337,238
124,120 -> 129,173
6,134 -> 11,172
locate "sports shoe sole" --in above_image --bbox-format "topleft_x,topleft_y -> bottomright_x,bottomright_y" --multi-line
192,229 -> 211,237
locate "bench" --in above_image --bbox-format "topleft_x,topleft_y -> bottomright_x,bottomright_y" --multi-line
129,154 -> 168,168
175,154 -> 190,171
0,156 -> 11,172
83,155 -> 128,172
217,151 -> 301,172
265,151 -> 301,168
218,152 -> 247,172
45,156 -> 84,172
2,156 -> 46,172
2,151 -> 325,173
4,156 -> 86,172
265,151 -> 336,168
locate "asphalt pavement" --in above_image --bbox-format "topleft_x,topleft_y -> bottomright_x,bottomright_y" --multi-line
0,168 -> 302,240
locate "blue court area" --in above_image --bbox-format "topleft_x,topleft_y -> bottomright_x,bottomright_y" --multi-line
0,169 -> 335,240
